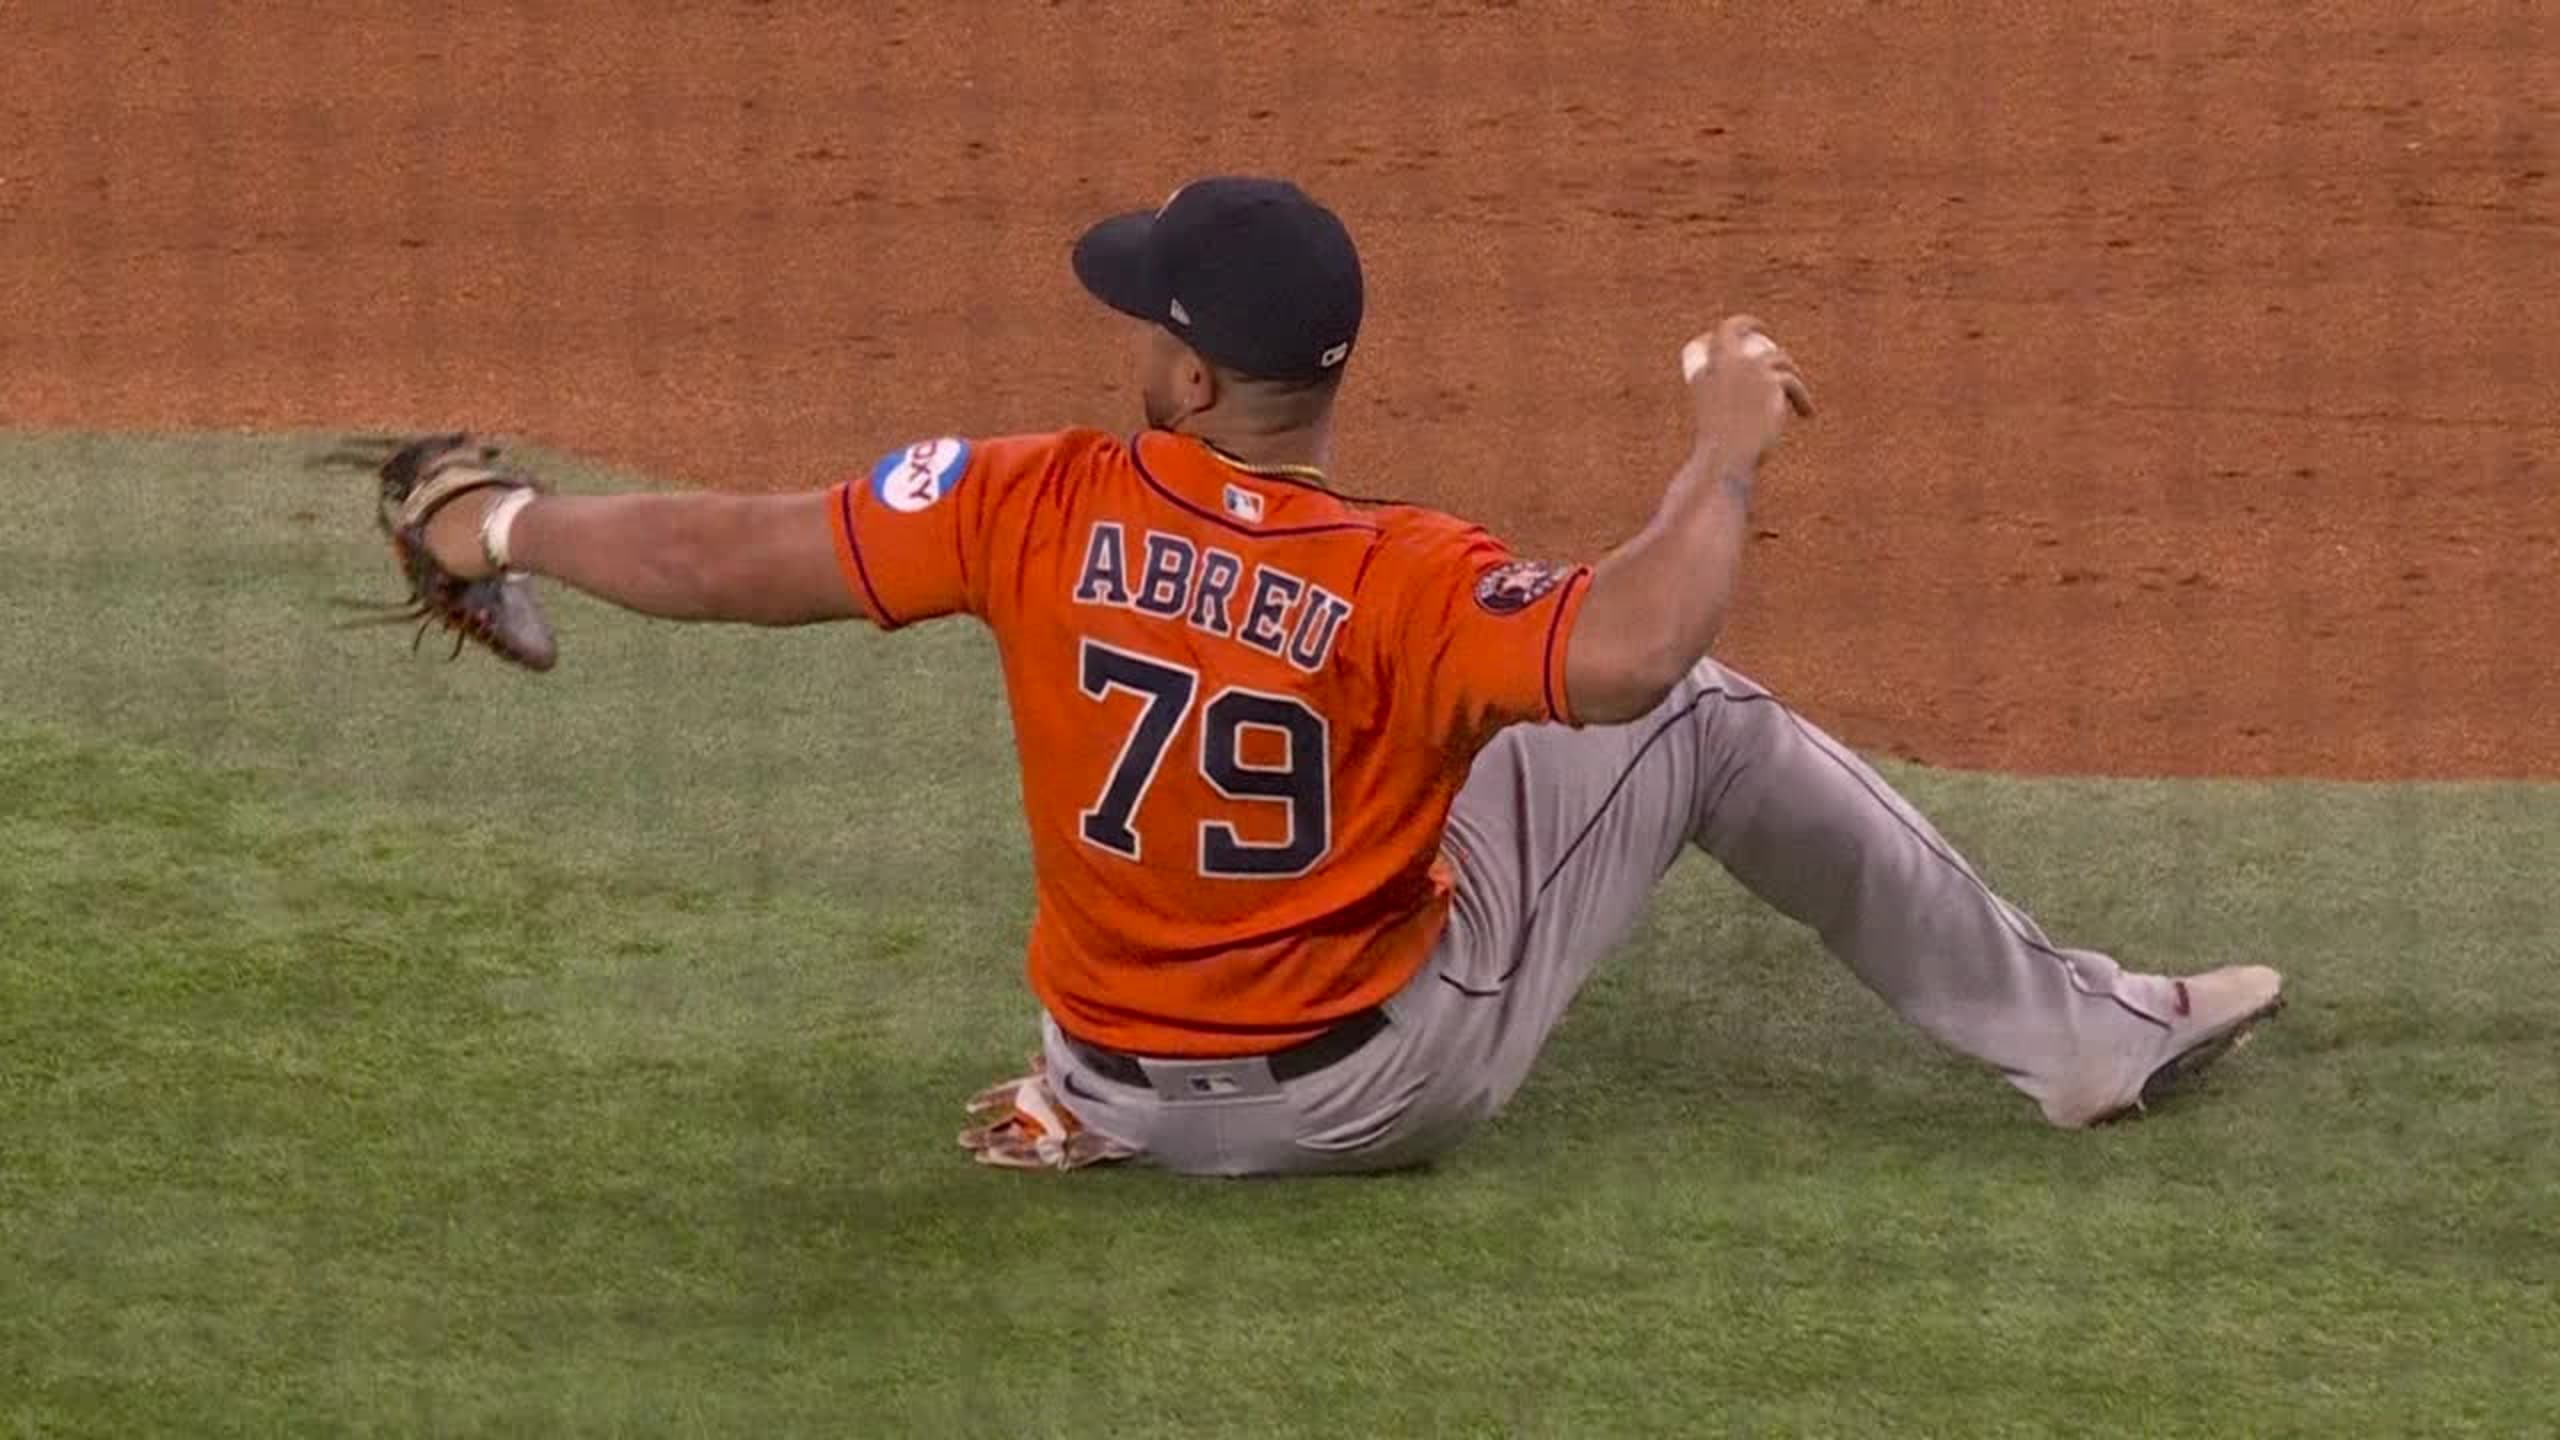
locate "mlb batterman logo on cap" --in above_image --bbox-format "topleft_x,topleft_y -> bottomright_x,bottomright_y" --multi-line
1070,176 -> 1364,382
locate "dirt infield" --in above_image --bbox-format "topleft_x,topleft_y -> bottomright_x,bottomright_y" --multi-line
8,0 -> 2552,779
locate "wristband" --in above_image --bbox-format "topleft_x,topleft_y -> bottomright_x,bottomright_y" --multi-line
479,488 -> 538,573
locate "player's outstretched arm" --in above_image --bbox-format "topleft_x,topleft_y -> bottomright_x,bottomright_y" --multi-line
1563,316 -> 1811,725
422,486 -> 867,628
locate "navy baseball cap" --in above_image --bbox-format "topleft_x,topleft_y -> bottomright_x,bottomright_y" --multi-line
1072,177 -> 1363,382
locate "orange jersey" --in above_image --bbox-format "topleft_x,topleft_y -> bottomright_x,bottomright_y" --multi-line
827,427 -> 1590,1056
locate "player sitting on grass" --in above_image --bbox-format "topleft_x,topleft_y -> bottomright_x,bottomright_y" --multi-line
377,176 -> 2282,1176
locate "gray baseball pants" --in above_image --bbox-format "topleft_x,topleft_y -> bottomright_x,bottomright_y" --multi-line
1037,658 -> 2184,1177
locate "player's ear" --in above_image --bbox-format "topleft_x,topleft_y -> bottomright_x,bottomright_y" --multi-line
1176,343 -> 1218,412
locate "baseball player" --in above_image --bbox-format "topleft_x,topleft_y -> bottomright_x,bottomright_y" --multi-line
403,176 -> 2282,1177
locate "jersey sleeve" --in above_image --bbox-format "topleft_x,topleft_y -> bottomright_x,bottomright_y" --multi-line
824,432 -> 1064,629
1389,522 -> 1593,749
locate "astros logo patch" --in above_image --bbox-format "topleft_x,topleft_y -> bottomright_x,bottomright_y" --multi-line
871,437 -> 971,513
1474,559 -> 1568,615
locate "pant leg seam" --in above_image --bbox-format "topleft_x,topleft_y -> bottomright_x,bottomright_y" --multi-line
1526,690 -> 1726,907
1461,687 -> 1736,990
1479,677 -> 2169,1035
1772,707 -> 2173,1033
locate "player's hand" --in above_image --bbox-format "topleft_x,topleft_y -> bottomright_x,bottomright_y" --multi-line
419,485 -> 502,582
1680,314 -> 1812,461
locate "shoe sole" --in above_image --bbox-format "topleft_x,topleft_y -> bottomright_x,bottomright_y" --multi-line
2090,991 -> 2287,1128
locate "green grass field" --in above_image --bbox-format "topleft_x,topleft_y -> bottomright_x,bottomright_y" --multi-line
4,435 -> 2556,1437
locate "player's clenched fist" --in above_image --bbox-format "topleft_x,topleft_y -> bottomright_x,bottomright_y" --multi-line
1680,314 -> 1813,461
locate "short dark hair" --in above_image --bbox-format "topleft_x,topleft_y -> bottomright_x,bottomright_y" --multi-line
1216,363 -> 1344,430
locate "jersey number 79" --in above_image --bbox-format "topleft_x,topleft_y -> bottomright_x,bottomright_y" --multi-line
1076,638 -> 1331,878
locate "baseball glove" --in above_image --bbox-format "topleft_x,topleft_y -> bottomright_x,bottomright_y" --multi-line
332,431 -> 559,671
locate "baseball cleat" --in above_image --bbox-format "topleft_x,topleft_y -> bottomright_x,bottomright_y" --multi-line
2042,964 -> 2285,1129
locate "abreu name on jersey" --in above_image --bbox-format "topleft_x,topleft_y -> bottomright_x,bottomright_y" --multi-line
1070,521 -> 1354,674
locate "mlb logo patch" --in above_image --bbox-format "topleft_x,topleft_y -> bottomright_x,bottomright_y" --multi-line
1222,484 -> 1265,523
